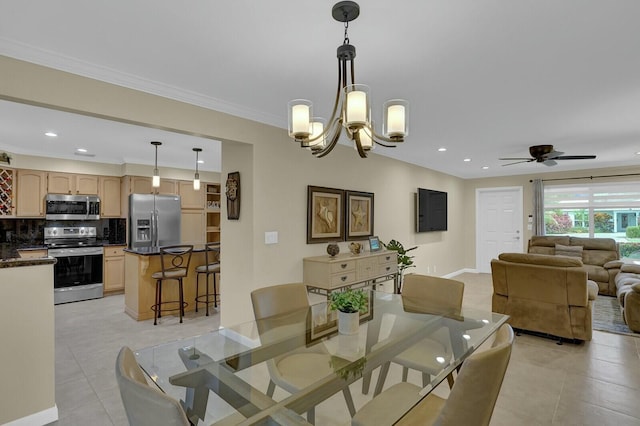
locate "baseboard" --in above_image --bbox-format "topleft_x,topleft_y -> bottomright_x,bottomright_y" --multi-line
444,268 -> 478,278
5,405 -> 58,426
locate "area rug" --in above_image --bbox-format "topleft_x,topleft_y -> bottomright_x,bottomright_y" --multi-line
592,295 -> 639,337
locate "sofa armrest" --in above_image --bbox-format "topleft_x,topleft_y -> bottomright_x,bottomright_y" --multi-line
633,282 -> 640,293
604,260 -> 624,269
587,281 -> 598,301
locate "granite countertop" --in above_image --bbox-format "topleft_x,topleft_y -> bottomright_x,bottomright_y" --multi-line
0,240 -> 127,261
0,257 -> 57,269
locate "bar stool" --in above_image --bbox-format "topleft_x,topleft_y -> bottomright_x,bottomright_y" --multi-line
151,245 -> 193,325
194,242 -> 221,316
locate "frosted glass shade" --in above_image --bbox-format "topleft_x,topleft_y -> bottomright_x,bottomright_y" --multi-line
152,171 -> 160,188
344,84 -> 370,128
383,99 -> 409,139
308,118 -> 326,150
288,99 -> 312,139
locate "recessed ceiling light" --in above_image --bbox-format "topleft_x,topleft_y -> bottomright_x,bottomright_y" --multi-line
45,132 -> 57,137
438,147 -> 447,152
482,166 -> 489,170
197,160 -> 204,164
76,148 -> 87,153
636,151 -> 640,155
463,158 -> 471,162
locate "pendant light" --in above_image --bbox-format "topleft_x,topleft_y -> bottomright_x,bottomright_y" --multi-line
192,147 -> 202,190
151,141 -> 162,187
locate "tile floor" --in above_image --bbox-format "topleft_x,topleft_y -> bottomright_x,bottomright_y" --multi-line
51,273 -> 640,425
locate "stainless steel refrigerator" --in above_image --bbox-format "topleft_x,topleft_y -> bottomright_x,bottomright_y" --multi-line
129,194 -> 181,248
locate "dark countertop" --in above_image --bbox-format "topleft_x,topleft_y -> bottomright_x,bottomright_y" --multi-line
0,257 -> 57,269
0,240 -> 127,261
124,245 -> 208,256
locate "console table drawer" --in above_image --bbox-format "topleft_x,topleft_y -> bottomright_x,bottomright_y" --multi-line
378,263 -> 396,275
378,253 -> 396,264
331,260 -> 356,273
331,271 -> 357,287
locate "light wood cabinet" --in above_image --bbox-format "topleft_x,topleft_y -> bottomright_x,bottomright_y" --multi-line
48,172 -> 99,194
0,168 -> 15,217
16,169 -> 46,217
181,210 -> 206,245
205,183 -> 221,243
99,176 -> 121,217
104,245 -> 126,293
303,251 -> 398,293
178,180 -> 205,209
125,176 -> 177,195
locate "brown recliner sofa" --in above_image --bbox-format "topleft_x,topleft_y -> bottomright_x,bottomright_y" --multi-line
491,252 -> 598,341
613,264 -> 640,333
527,236 -> 622,296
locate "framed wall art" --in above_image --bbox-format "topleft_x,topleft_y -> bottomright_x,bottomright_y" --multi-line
307,186 -> 345,243
345,190 -> 374,240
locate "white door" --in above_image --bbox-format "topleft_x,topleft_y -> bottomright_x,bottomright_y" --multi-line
476,187 -> 523,273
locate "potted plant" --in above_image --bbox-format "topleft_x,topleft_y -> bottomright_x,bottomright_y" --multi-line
383,239 -> 417,292
330,288 -> 368,335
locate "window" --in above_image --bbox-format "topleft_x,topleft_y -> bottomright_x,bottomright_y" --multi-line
544,181 -> 640,257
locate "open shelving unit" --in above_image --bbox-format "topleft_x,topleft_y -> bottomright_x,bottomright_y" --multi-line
206,183 -> 221,243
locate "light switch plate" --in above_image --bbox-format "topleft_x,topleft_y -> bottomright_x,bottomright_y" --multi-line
265,231 -> 278,245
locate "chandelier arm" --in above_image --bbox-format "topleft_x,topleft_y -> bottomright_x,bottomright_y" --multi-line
371,128 -> 405,144
372,139 -> 397,148
314,118 -> 344,158
350,57 -> 356,84
305,61 -> 345,145
353,129 -> 368,158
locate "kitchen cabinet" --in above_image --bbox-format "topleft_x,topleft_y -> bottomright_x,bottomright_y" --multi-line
125,176 -> 177,195
104,245 -> 126,293
205,183 -> 221,243
48,172 -> 99,194
16,169 -> 46,217
99,176 -> 121,217
178,180 -> 205,209
0,168 -> 15,217
181,210 -> 206,245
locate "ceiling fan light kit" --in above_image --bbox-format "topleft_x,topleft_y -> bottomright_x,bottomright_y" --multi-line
499,144 -> 596,167
287,1 -> 409,158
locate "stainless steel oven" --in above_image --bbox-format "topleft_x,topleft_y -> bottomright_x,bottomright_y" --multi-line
45,227 -> 104,304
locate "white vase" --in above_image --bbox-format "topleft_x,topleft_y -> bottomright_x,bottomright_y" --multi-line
338,311 -> 360,335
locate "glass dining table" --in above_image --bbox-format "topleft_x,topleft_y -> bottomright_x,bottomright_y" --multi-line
135,290 -> 508,425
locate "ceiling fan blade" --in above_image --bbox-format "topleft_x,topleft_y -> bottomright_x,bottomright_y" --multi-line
501,159 -> 535,166
543,159 -> 557,166
554,155 -> 597,160
545,150 -> 564,160
499,157 -> 532,161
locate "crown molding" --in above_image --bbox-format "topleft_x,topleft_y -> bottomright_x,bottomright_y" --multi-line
0,37 -> 285,129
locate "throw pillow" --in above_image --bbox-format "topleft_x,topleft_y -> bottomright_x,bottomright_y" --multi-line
555,243 -> 583,258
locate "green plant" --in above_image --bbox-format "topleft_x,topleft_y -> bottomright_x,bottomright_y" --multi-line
330,355 -> 367,381
330,288 -> 368,313
383,239 -> 417,274
626,226 -> 640,239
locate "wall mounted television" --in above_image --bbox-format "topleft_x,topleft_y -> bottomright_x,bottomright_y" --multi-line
416,188 -> 448,232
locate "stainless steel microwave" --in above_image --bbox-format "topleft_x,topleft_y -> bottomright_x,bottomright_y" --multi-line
45,194 -> 101,220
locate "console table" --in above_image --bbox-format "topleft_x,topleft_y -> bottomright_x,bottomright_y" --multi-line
303,250 -> 399,296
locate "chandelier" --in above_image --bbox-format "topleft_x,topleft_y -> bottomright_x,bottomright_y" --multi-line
287,1 -> 409,158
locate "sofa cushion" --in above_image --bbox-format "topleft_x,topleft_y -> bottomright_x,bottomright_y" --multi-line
581,264 -> 610,283
498,252 -> 583,267
529,235 -> 570,247
555,243 -> 583,258
582,249 -> 618,267
570,236 -> 617,251
621,264 -> 640,274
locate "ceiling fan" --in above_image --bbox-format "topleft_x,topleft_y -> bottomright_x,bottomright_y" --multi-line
499,144 -> 596,166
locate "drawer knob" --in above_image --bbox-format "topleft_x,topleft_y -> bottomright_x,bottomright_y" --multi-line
341,263 -> 347,269
385,266 -> 390,271
385,256 -> 391,261
341,276 -> 347,281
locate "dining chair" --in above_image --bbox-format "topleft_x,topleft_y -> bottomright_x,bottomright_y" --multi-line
373,274 -> 465,396
251,283 -> 356,424
352,323 -> 514,426
116,346 -> 245,426
195,242 -> 221,316
150,245 -> 193,325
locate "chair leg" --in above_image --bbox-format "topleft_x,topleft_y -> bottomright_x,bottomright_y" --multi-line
179,279 -> 184,323
374,361 -> 391,396
402,366 -> 409,382
158,281 -> 162,318
154,279 -> 160,325
422,372 -> 429,388
213,272 -> 218,308
205,272 -> 211,316
446,372 -> 455,389
195,273 -> 200,313
342,387 -> 356,417
306,407 -> 315,425
266,379 -> 276,397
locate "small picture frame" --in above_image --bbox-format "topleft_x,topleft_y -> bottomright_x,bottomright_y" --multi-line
307,186 -> 345,244
368,236 -> 381,252
345,190 -> 374,240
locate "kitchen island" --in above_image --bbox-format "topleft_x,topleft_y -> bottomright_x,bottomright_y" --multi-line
0,256 -> 58,425
124,246 -> 217,321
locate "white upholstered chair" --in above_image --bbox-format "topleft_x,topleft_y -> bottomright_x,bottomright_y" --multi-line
352,324 -> 514,426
